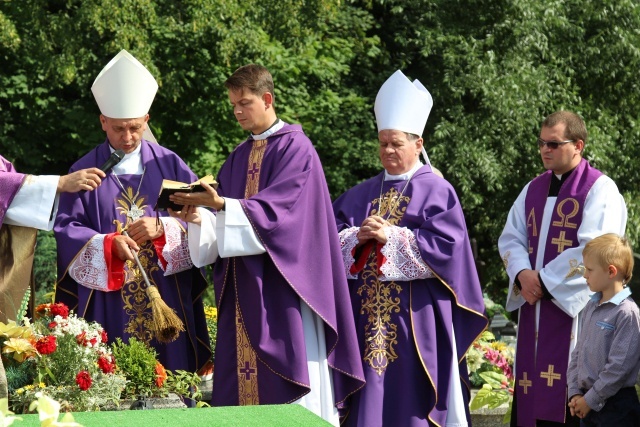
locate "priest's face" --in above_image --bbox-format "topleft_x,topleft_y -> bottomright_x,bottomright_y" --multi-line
378,129 -> 422,175
539,122 -> 583,175
100,115 -> 149,154
228,88 -> 274,134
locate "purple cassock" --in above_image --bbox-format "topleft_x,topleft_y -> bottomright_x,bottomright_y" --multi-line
333,165 -> 488,427
211,123 -> 365,411
0,155 -> 25,225
54,140 -> 211,373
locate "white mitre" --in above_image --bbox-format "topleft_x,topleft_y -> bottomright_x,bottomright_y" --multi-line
91,50 -> 158,119
375,70 -> 433,136
375,70 -> 437,169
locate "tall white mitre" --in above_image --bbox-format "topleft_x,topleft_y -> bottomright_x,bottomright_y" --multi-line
91,50 -> 158,119
375,70 -> 435,166
375,70 -> 433,135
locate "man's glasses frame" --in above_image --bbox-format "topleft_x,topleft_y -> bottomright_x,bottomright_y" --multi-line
537,138 -> 575,149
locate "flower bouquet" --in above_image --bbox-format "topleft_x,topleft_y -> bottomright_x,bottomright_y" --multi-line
2,302 -> 126,413
467,330 -> 515,423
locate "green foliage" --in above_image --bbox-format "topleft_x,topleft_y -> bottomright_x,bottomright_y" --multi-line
5,361 -> 35,394
165,370 -> 202,404
33,230 -> 57,304
2,0 -> 640,304
111,337 -> 158,398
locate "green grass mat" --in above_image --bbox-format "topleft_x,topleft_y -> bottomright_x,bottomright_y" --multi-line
15,404 -> 332,426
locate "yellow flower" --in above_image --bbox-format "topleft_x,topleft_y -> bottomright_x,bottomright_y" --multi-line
0,321 -> 32,339
2,337 -> 36,362
39,382 -> 46,389
16,389 -> 24,395
24,385 -> 35,390
204,306 -> 218,321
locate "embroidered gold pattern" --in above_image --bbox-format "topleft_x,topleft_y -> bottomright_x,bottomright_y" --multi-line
236,299 -> 259,405
551,230 -> 572,253
122,244 -> 157,344
244,139 -> 268,199
114,184 -> 155,344
502,251 -> 510,269
565,259 -> 584,279
551,198 -> 579,229
519,372 -> 532,394
234,140 -> 267,404
540,364 -> 561,387
371,187 -> 409,226
527,208 -> 537,254
357,189 -> 409,375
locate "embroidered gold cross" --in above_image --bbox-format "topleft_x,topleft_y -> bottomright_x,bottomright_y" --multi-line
519,372 -> 532,394
551,231 -> 572,253
540,365 -> 561,387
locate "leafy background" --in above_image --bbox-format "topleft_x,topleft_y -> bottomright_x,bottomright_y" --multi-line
1,0 -> 639,307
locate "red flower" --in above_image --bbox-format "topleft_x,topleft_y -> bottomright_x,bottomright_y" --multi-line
35,335 -> 57,355
98,355 -> 115,374
48,321 -> 57,329
100,330 -> 108,344
155,362 -> 167,388
75,371 -> 92,391
50,303 -> 69,319
76,331 -> 87,346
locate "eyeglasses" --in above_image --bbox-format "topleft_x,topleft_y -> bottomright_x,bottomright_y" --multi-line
537,138 -> 575,149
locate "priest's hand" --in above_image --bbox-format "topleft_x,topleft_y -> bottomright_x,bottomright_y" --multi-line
358,215 -> 391,245
168,205 -> 202,225
516,269 -> 543,305
127,217 -> 164,244
169,180 -> 224,210
113,234 -> 139,261
57,168 -> 105,193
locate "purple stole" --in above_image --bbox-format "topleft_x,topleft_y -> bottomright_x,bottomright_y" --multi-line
516,159 -> 601,426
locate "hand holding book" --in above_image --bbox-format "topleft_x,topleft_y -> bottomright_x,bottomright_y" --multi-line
154,175 -> 219,211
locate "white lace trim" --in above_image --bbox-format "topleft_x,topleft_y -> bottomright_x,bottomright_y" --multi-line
338,227 -> 359,280
69,235 -> 112,291
380,226 -> 434,281
159,217 -> 194,275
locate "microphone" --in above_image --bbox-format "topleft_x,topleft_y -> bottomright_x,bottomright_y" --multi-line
100,149 -> 126,173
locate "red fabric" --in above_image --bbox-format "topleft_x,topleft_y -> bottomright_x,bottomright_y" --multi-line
349,240 -> 385,275
104,233 -> 125,291
153,233 -> 168,270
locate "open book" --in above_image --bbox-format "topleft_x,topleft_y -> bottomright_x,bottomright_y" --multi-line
154,175 -> 218,211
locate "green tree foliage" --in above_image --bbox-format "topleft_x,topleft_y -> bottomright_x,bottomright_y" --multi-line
351,0 -> 640,301
2,0 -> 640,304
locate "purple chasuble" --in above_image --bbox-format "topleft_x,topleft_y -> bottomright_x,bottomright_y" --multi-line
0,155 -> 26,226
333,166 -> 488,427
54,140 -> 211,373
211,124 -> 365,411
516,158 -> 602,427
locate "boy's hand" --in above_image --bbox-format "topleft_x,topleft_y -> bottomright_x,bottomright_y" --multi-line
572,395 -> 591,418
567,394 -> 581,417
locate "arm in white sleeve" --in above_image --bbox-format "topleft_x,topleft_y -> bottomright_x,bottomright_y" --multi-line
157,216 -> 194,275
4,175 -> 60,231
216,198 -> 266,258
539,176 -> 627,317
337,227 -> 360,280
68,234 -> 113,291
497,184 -> 532,311
380,226 -> 434,281
187,207 -> 219,267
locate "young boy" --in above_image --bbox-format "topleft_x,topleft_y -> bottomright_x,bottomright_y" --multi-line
567,233 -> 640,426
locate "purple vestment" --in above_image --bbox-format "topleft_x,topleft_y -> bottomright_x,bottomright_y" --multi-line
211,124 -> 365,410
333,165 -> 488,427
54,140 -> 211,373
0,155 -> 25,225
516,159 -> 602,427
